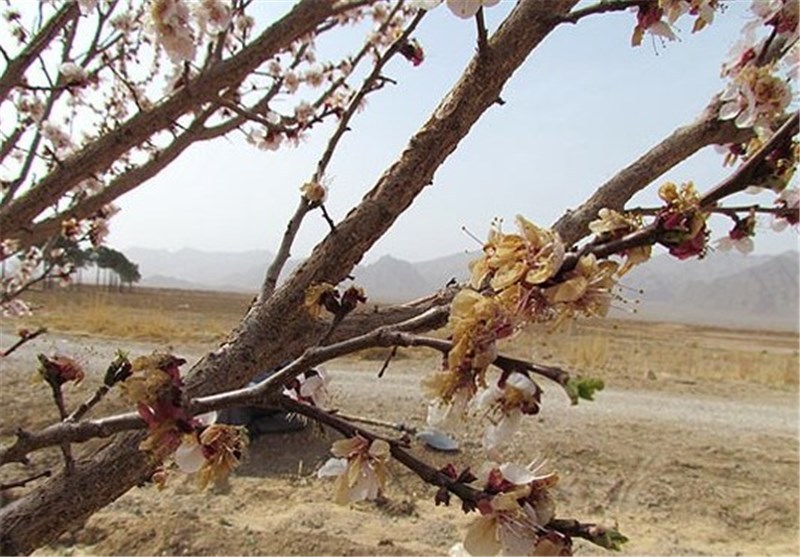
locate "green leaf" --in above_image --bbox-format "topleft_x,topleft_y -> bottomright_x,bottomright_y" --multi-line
566,377 -> 605,405
599,528 -> 629,551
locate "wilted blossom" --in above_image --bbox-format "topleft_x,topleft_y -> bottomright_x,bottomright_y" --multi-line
630,3 -> 676,47
588,208 -> 650,275
399,39 -> 425,66
122,353 -> 193,459
656,182 -> 709,260
317,435 -> 391,504
544,254 -> 619,321
174,422 -> 248,488
471,372 -> 540,456
471,217 -> 564,294
304,282 -> 338,319
36,353 -> 85,387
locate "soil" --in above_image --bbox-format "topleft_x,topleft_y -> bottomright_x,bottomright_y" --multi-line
0,328 -> 798,556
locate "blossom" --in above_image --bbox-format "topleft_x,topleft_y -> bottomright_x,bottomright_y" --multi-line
409,0 -> 500,19
59,62 -> 88,86
462,463 -> 564,556
719,64 -> 792,131
36,353 -> 85,386
588,208 -> 650,275
716,214 -> 756,254
283,70 -> 300,94
656,182 -> 709,260
303,65 -> 325,88
471,372 -> 540,455
284,368 -> 330,408
294,100 -> 314,124
544,254 -> 619,320
175,423 -> 248,488
194,0 -> 231,36
470,217 -> 565,293
317,436 -> 391,504
772,187 -> 800,230
300,181 -> 327,203
631,4 -> 676,47
247,128 -> 282,151
149,0 -> 197,63
425,380 -> 472,431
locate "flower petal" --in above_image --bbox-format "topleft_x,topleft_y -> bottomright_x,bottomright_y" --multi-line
174,437 -> 206,473
317,457 -> 347,478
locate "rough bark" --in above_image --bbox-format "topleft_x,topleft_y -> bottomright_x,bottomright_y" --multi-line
0,1 -> 578,553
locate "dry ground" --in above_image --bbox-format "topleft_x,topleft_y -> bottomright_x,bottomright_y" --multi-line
0,286 -> 798,556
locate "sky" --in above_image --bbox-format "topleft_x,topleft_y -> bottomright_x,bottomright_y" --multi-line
107,0 -> 799,263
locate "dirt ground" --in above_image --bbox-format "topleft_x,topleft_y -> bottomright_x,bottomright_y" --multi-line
0,323 -> 798,556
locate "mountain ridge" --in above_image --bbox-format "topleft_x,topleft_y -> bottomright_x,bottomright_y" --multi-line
122,246 -> 799,331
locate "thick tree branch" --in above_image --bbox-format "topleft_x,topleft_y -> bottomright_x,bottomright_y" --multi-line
0,3 -> 79,104
552,99 -> 754,246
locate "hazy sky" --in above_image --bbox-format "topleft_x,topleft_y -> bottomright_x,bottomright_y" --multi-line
109,1 -> 799,263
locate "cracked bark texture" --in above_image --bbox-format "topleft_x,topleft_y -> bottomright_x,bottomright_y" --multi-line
0,0 -> 579,553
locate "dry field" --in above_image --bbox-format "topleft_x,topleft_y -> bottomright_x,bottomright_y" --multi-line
1,285 -> 798,556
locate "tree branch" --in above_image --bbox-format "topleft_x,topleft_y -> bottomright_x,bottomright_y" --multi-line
0,2 -> 79,104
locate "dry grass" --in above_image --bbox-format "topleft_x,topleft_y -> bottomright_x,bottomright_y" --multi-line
7,285 -> 251,343
4,285 -> 797,387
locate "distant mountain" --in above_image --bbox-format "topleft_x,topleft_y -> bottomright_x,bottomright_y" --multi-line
615,251 -> 799,330
415,250 -> 477,289
122,245 -> 799,331
125,247 -> 272,289
352,255 -> 430,302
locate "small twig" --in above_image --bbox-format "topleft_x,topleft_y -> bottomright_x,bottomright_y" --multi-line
559,0 -> 646,25
2,327 -> 47,357
259,197 -> 312,302
66,385 -> 111,422
46,382 -> 75,474
0,470 -> 52,491
475,8 -> 488,54
330,410 -> 418,435
548,518 -> 628,551
377,345 -> 398,378
319,203 -> 336,232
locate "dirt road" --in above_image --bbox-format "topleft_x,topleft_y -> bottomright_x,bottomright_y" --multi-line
0,331 -> 797,555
